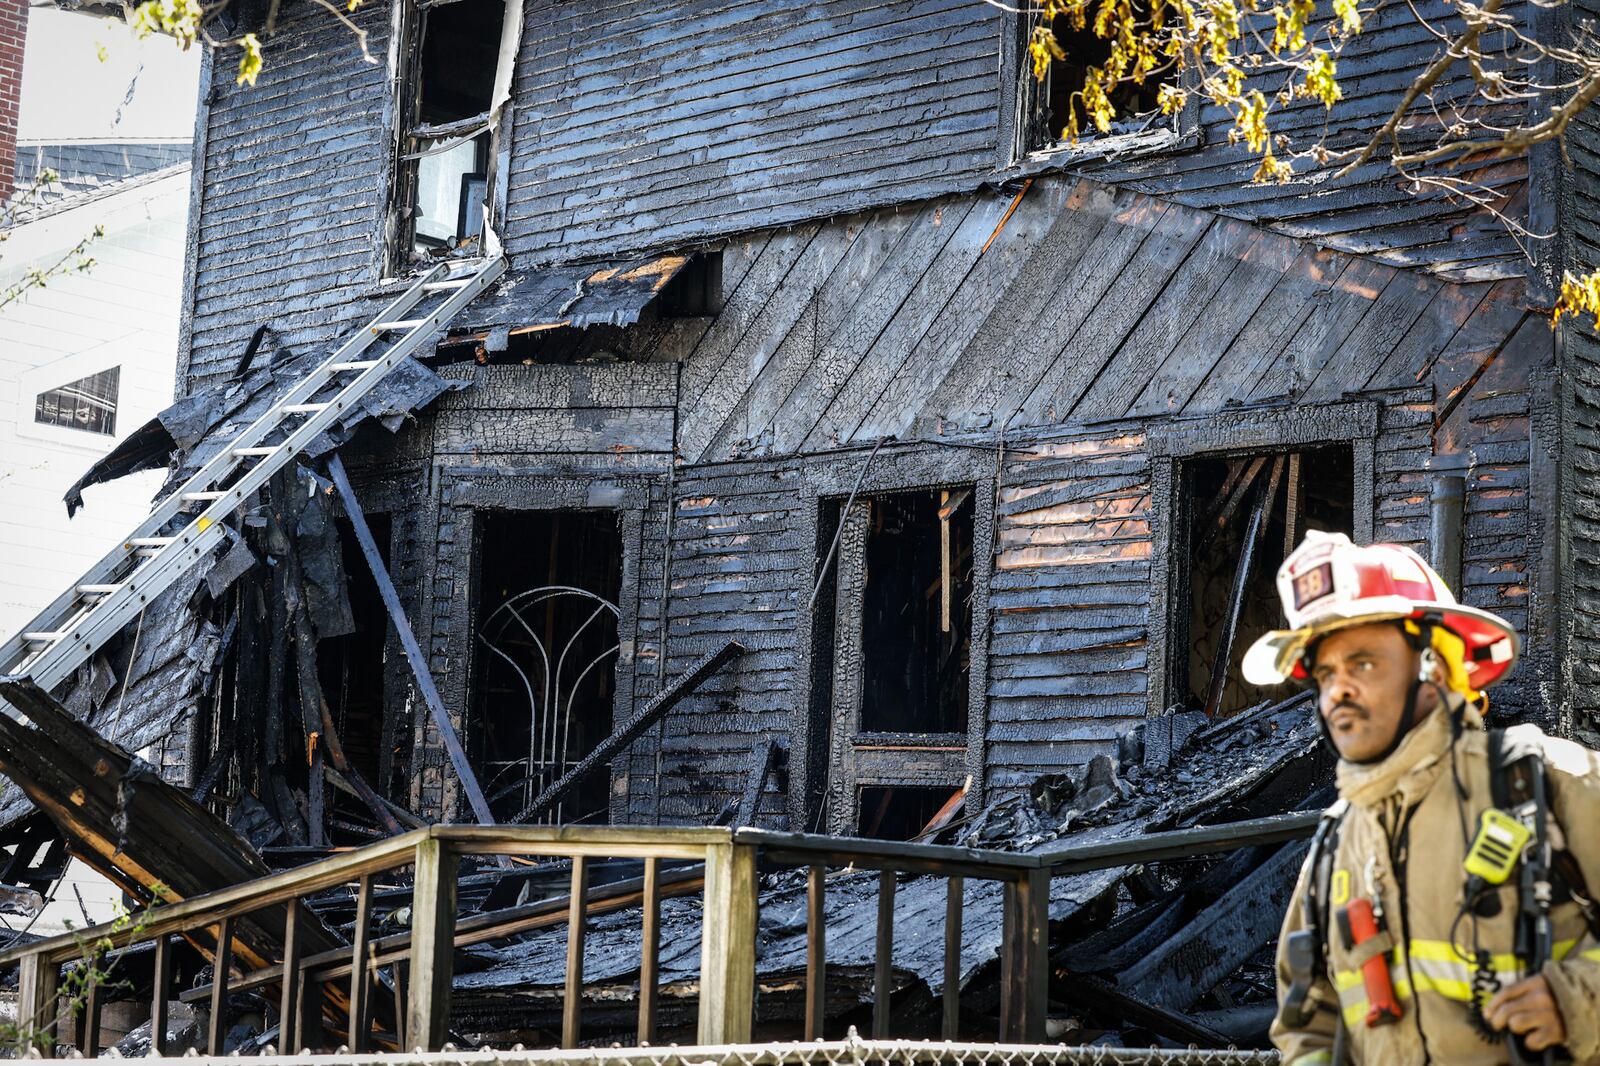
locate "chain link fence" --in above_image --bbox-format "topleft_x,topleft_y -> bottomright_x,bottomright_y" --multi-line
68,1028 -> 1278,1065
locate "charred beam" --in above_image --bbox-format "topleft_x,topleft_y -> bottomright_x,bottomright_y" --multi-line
326,453 -> 494,825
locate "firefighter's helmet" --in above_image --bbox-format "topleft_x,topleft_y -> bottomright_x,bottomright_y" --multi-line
1241,531 -> 1520,689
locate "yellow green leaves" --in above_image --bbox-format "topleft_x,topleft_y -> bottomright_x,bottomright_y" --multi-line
1332,0 -> 1362,33
237,33 -> 263,86
1303,50 -> 1341,106
129,0 -> 202,48
1271,0 -> 1315,53
1232,90 -> 1270,151
1555,270 -> 1600,327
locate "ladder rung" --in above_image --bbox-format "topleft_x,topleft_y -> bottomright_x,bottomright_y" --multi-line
182,491 -> 227,502
372,319 -> 426,332
422,279 -> 472,291
22,632 -> 64,645
283,403 -> 331,414
328,361 -> 379,372
126,537 -> 174,548
77,584 -> 122,596
233,446 -> 277,457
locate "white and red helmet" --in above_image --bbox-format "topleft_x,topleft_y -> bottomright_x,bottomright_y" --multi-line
1241,531 -> 1520,689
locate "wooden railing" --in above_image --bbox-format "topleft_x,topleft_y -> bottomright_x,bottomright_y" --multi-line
0,813 -> 1319,1058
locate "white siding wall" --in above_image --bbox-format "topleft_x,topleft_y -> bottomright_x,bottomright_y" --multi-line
0,170 -> 187,643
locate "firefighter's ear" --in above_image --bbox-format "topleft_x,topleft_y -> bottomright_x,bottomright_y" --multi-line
1418,646 -> 1442,686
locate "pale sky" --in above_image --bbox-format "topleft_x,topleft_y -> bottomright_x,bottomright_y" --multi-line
17,4 -> 201,142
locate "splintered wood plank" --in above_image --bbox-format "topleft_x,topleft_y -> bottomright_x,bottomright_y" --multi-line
912,180 -> 1123,428
1182,246 -> 1350,413
1241,255 -> 1398,402
1297,266 -> 1441,402
1045,206 -> 1215,422
678,223 -> 823,423
851,180 -> 1068,440
770,200 -> 970,453
1126,228 -> 1300,418
809,195 -> 1003,448
693,206 -> 917,461
1071,214 -> 1264,421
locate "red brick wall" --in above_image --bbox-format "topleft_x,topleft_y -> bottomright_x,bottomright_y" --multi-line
0,0 -> 27,204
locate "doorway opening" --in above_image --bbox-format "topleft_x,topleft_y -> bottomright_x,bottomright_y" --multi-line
470,510 -> 623,823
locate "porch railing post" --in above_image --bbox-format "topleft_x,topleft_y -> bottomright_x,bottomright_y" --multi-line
406,834 -> 458,1052
18,950 -> 59,1057
1016,867 -> 1049,1043
698,839 -> 757,1045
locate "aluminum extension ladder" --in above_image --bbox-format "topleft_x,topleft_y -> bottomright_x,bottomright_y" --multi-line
0,253 -> 506,696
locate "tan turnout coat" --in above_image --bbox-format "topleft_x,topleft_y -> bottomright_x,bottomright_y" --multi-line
1271,704 -> 1600,1065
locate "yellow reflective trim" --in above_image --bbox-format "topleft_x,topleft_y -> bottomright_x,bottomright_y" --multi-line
1407,968 -> 1475,1003
1407,939 -> 1519,973
1333,970 -> 1363,992
1331,869 -> 1351,906
1341,1000 -> 1367,1028
1579,947 -> 1600,963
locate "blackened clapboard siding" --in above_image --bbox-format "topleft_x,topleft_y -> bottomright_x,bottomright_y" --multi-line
184,0 -> 393,387
501,0 -> 1001,264
1559,31 -> 1600,741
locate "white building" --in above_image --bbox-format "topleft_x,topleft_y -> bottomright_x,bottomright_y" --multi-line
0,163 -> 188,642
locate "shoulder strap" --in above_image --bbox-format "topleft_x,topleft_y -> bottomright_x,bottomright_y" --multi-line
1490,728 -> 1600,937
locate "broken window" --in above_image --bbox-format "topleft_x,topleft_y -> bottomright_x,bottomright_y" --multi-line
1177,446 -> 1354,718
814,487 -> 975,835
318,515 -> 393,807
34,367 -> 118,435
393,0 -> 504,266
470,510 -> 623,823
1026,8 -> 1176,149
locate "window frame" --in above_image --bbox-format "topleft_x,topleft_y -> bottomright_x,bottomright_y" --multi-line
1144,402 -> 1377,724
383,0 -> 513,277
789,446 -> 996,836
996,7 -> 1201,172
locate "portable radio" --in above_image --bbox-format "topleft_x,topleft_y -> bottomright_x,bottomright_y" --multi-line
1464,808 -> 1533,885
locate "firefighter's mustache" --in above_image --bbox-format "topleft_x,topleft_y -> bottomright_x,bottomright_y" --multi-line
1325,701 -> 1369,723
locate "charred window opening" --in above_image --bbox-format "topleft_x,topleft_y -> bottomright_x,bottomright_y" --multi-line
394,0 -> 503,266
814,485 -> 976,835
317,516 -> 392,805
858,489 -> 974,734
857,785 -> 960,841
469,510 -> 623,823
1028,10 -> 1176,147
659,251 -> 724,317
1178,446 -> 1354,717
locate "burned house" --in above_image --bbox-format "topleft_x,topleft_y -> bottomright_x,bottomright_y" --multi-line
0,0 -> 1597,1053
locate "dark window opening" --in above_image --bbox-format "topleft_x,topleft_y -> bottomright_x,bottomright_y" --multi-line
318,515 -> 392,810
35,367 -> 118,436
859,488 -> 975,735
857,785 -> 961,841
1179,446 -> 1354,717
659,252 -> 724,317
397,0 -> 503,263
470,510 -> 623,824
1032,11 -> 1175,146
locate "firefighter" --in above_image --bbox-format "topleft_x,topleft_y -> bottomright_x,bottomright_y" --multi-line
1245,531 -> 1600,1065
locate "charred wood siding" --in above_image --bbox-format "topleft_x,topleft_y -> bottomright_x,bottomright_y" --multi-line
503,0 -> 1002,265
988,434 -> 1151,788
1560,54 -> 1600,742
184,0 -> 393,388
